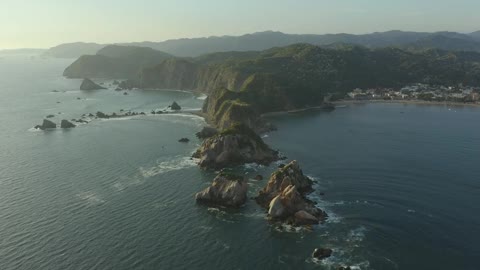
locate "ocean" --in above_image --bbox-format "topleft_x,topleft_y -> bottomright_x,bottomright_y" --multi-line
0,55 -> 479,270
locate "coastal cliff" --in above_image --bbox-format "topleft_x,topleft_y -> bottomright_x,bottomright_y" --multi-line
192,123 -> 279,170
63,45 -> 172,79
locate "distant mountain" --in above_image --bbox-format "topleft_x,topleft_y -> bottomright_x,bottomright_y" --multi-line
132,30 -> 433,57
405,34 -> 480,52
44,42 -> 105,58
63,45 -> 172,79
55,30 -> 480,59
470,31 -> 480,41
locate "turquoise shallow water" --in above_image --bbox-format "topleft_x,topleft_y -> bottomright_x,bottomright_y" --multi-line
0,55 -> 479,270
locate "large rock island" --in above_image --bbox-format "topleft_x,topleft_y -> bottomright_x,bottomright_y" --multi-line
195,173 -> 248,207
256,161 -> 326,225
192,123 -> 279,170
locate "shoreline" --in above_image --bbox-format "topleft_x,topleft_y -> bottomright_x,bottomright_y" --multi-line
332,99 -> 480,107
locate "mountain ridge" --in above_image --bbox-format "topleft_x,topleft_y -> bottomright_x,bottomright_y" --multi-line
46,30 -> 480,58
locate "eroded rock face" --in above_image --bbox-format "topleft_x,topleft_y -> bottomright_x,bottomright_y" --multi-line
256,161 -> 326,225
35,119 -> 56,130
170,101 -> 181,111
256,160 -> 313,207
80,78 -> 106,90
195,173 -> 248,207
195,126 -> 218,139
60,120 -> 76,128
192,124 -> 278,170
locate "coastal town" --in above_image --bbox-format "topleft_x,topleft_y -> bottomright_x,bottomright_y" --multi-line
345,83 -> 480,103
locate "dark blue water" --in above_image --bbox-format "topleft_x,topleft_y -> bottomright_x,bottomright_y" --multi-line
1,55 -> 479,270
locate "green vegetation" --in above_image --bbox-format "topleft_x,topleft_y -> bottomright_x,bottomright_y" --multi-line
219,122 -> 267,148
63,45 -> 172,79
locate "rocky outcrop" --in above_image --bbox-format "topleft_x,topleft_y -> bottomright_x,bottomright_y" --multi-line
35,119 -> 56,130
312,248 -> 333,260
178,138 -> 190,143
192,123 -> 278,170
195,126 -> 218,139
256,160 -> 313,206
195,173 -> 248,207
201,88 -> 264,131
60,120 -> 76,128
256,161 -> 326,225
80,78 -> 106,90
96,111 -> 109,118
170,101 -> 181,111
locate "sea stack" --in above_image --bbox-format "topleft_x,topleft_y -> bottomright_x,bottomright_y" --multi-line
35,119 -> 56,130
195,173 -> 248,207
170,101 -> 181,111
192,123 -> 279,170
80,78 -> 106,90
256,160 -> 326,225
60,120 -> 76,128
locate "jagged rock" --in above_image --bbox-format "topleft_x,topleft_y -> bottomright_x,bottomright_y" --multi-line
140,112 -> 146,115
294,210 -> 319,225
96,111 -> 108,118
115,87 -> 122,91
196,126 -> 218,139
254,175 -> 263,181
118,80 -> 135,90
170,101 -> 181,111
256,161 -> 326,225
36,119 -> 56,130
80,78 -> 106,90
195,173 -> 248,207
113,80 -> 120,85
192,123 -> 278,169
256,160 -> 313,206
312,248 -> 332,260
178,138 -> 190,143
123,92 -> 128,95
337,266 -> 352,270
46,114 -> 55,118
60,120 -> 76,128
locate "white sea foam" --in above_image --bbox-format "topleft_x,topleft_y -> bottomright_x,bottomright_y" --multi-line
243,162 -> 265,171
76,191 -> 105,206
306,176 -> 342,224
196,94 -> 208,100
100,117 -> 134,121
139,156 -> 197,178
206,207 -> 236,223
347,226 -> 367,243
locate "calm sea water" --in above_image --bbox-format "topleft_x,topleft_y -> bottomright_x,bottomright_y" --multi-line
0,55 -> 479,270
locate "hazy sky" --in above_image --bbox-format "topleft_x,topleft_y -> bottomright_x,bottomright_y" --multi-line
1,0 -> 479,49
